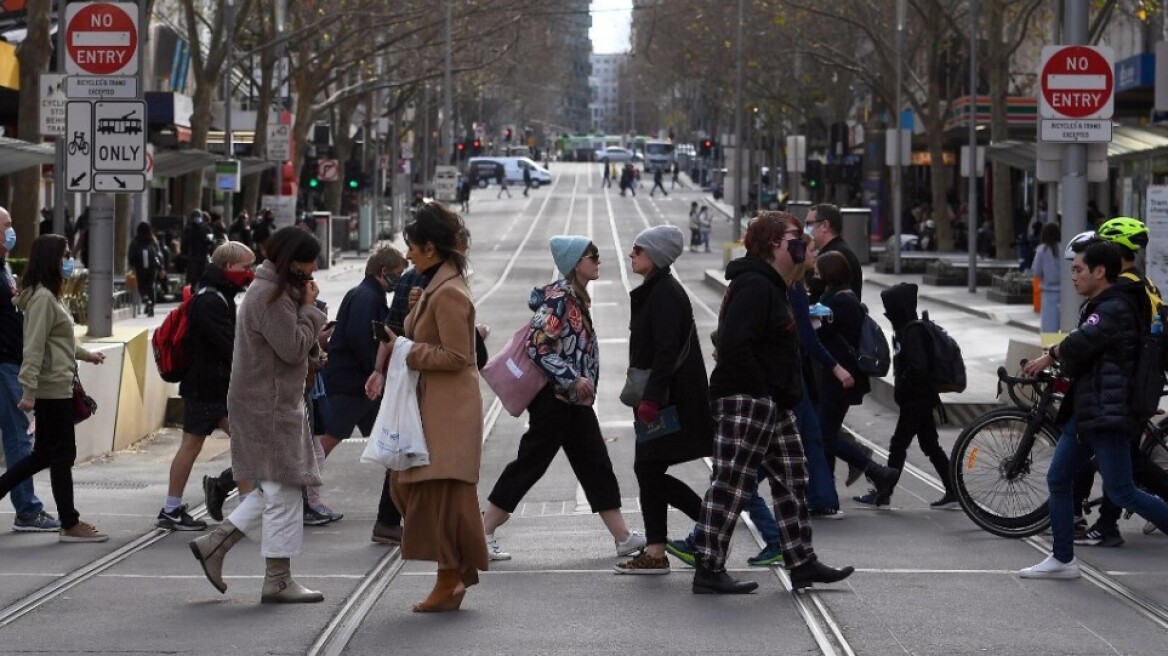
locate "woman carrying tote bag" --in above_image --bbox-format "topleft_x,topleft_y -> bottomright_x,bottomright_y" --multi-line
615,225 -> 713,575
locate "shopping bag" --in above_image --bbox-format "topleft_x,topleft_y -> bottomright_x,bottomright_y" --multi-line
481,322 -> 548,417
361,337 -> 430,471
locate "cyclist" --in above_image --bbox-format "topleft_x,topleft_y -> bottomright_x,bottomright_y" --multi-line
1019,240 -> 1168,579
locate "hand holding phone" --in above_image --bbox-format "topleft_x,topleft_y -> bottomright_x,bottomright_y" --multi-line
372,320 -> 394,343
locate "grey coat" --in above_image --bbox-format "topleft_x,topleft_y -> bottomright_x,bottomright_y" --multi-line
227,261 -> 327,486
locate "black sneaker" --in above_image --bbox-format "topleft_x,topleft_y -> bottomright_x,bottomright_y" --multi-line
853,490 -> 892,508
303,506 -> 331,526
929,492 -> 960,510
809,507 -> 845,520
1074,527 -> 1124,548
156,505 -> 208,531
202,475 -> 227,522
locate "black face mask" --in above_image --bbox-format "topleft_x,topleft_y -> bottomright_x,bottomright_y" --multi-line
787,238 -> 807,264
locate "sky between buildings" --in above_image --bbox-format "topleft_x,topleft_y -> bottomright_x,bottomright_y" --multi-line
590,0 -> 632,54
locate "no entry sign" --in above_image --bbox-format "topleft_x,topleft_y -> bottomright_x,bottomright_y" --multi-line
1039,45 -> 1114,120
65,2 -> 139,77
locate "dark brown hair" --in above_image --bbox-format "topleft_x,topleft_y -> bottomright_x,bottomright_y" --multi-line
817,251 -> 852,291
811,203 -> 842,234
263,226 -> 321,304
404,201 -> 468,279
743,211 -> 800,261
22,234 -> 69,297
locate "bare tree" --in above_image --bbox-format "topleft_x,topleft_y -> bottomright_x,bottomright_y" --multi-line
11,0 -> 54,253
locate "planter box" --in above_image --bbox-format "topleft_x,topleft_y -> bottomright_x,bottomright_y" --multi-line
923,261 -> 993,286
988,274 -> 1033,304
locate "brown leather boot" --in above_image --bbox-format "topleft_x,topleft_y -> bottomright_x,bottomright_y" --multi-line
188,520 -> 245,593
261,558 -> 324,603
413,568 -> 465,612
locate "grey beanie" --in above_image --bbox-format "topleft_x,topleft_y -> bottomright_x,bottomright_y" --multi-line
634,225 -> 685,269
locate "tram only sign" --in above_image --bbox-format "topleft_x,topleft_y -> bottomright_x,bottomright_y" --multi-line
65,2 -> 139,77
1039,45 -> 1114,120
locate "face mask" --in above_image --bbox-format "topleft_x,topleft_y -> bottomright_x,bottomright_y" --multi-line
3,227 -> 14,252
61,257 -> 75,279
804,224 -> 815,236
787,238 -> 807,264
224,268 -> 255,288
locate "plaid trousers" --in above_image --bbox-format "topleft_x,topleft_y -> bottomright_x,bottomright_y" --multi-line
695,395 -> 814,570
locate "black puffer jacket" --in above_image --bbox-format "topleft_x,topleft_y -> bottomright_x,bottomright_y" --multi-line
1057,279 -> 1144,439
628,269 -> 714,465
180,265 -> 244,402
708,256 -> 801,408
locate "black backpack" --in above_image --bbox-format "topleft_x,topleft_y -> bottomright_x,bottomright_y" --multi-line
846,302 -> 891,378
906,311 -> 967,393
1120,297 -> 1166,422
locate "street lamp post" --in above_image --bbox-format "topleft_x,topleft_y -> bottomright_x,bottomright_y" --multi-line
733,0 -> 745,240
966,0 -> 979,293
893,0 -> 906,274
224,0 -> 236,224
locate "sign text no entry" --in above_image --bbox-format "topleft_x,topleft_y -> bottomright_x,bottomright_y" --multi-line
65,2 -> 139,77
1039,45 -> 1114,120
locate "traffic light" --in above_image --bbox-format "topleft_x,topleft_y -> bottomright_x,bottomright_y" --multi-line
345,160 -> 365,190
456,141 -> 467,160
504,127 -> 512,143
699,139 -> 712,157
804,160 -> 823,190
472,139 -> 482,156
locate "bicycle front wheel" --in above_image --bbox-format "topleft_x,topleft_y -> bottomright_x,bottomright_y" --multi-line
950,408 -> 1059,539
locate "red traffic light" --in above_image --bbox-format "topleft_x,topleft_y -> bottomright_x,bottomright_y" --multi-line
703,140 -> 712,148
456,142 -> 465,151
473,140 -> 481,148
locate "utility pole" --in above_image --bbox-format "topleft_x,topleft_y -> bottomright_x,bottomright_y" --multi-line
733,0 -> 745,240
893,0 -> 905,274
53,0 -> 66,236
442,0 -> 453,171
1059,1 -> 1089,331
967,0 -> 979,292
224,0 -> 236,224
273,0 -> 286,215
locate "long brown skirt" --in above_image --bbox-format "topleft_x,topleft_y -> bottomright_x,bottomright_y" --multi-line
391,476 -> 490,586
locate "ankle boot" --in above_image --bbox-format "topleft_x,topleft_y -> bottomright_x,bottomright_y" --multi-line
692,564 -> 759,594
261,558 -> 324,603
413,568 -> 465,612
789,558 -> 855,590
865,463 -> 901,498
188,520 -> 245,593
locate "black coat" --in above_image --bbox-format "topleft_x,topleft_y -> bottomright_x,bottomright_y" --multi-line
1057,281 -> 1145,439
709,256 -> 802,408
881,282 -> 937,408
816,288 -> 870,406
809,236 -> 863,303
127,237 -> 161,274
629,270 -> 714,465
180,265 -> 243,402
321,276 -> 388,397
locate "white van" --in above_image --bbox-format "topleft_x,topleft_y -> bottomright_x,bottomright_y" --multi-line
466,157 -> 552,188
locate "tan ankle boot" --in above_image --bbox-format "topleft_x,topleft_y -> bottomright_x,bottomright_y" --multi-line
261,558 -> 324,603
413,568 -> 465,612
188,520 -> 245,593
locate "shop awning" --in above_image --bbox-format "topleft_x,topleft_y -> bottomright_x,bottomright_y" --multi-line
239,157 -> 275,177
0,136 -> 54,176
987,124 -> 1168,172
153,149 -> 217,178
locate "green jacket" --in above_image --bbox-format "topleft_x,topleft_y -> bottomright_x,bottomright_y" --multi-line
16,285 -> 93,400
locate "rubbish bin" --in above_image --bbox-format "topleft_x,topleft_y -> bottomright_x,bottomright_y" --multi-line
840,207 -> 871,264
787,200 -> 812,221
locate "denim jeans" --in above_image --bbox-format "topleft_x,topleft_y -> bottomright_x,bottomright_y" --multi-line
1048,425 -> 1168,563
0,362 -> 41,517
685,469 -> 783,548
794,382 -> 838,510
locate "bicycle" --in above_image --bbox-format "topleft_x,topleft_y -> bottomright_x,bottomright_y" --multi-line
68,131 -> 88,156
949,364 -> 1064,538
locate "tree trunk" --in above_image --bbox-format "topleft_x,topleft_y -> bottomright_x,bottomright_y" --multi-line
243,40 -> 276,217
13,0 -> 53,256
988,2 -> 1014,259
181,82 -> 217,215
925,73 -> 953,251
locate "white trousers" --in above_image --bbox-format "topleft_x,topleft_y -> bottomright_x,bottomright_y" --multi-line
227,480 -> 304,558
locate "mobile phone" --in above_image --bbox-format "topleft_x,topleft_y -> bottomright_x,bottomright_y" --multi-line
325,320 -> 338,330
372,320 -> 392,343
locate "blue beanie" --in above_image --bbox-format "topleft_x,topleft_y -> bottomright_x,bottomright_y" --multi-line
549,235 -> 592,278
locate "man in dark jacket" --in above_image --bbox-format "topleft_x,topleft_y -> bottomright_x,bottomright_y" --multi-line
1020,240 -> 1168,579
878,283 -> 954,508
522,164 -> 532,197
692,211 -> 853,594
807,203 -> 862,303
182,210 -> 212,289
252,209 -> 276,263
159,242 -> 256,531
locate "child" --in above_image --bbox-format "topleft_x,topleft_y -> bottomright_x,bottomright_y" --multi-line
877,283 -> 956,508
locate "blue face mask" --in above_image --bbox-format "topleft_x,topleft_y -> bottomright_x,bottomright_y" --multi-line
3,228 -> 14,252
61,258 -> 75,279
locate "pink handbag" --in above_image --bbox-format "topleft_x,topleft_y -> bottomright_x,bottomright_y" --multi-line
482,322 -> 549,417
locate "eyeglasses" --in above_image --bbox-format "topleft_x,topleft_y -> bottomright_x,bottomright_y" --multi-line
583,253 -> 601,263
805,220 -> 822,227
631,245 -> 644,255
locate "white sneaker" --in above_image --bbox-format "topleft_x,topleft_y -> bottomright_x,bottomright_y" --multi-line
486,533 -> 511,561
615,530 -> 647,556
1019,554 -> 1081,580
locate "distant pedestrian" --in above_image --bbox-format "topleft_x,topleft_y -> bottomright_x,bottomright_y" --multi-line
482,236 -> 646,561
522,164 -> 533,197
459,176 -> 472,213
182,210 -> 212,290
127,221 -> 163,317
601,161 -> 612,188
1031,221 -> 1061,333
189,227 -> 329,603
697,206 -> 712,252
228,211 -> 253,251
671,162 -> 680,189
650,167 -> 668,197
252,209 -> 276,263
0,234 -> 108,542
497,168 -> 512,199
688,202 -> 701,252
0,209 -> 60,534
619,165 -> 631,197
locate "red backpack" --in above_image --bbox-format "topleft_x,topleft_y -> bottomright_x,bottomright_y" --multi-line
152,287 -> 225,383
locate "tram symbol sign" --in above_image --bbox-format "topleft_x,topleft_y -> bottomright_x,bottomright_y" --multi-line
65,2 -> 139,77
1039,45 -> 1114,120
92,100 -> 147,172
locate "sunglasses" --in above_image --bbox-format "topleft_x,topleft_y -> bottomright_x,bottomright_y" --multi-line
631,245 -> 644,255
583,253 -> 601,263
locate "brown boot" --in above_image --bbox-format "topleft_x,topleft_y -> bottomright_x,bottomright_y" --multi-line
261,558 -> 324,603
413,568 -> 465,613
188,520 -> 245,593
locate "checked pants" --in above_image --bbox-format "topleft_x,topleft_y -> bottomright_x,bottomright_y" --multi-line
694,395 -> 814,571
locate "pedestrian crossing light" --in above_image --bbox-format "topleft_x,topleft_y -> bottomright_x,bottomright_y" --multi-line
700,139 -> 713,157
308,176 -> 320,189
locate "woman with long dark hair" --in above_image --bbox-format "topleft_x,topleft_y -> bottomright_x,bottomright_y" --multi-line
189,226 -> 329,603
128,221 -> 162,316
365,202 -> 489,612
0,234 -> 108,542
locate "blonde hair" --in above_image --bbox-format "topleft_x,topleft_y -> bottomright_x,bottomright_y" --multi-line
211,241 -> 255,268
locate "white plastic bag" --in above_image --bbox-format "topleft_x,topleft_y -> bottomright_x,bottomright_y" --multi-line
361,337 -> 430,470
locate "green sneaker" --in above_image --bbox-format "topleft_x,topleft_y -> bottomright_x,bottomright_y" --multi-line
665,539 -> 696,567
747,544 -> 784,567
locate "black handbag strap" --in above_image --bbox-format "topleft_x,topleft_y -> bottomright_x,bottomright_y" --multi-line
671,323 -> 696,374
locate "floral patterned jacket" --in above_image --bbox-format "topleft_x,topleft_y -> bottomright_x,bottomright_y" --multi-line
527,279 -> 598,404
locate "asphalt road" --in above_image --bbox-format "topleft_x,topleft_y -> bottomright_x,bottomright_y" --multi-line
0,163 -> 1166,655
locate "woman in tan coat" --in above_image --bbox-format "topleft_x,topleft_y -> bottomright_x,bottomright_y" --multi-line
189,226 -> 328,604
366,203 -> 488,612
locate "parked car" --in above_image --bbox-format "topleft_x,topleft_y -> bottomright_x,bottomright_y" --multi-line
594,146 -> 642,163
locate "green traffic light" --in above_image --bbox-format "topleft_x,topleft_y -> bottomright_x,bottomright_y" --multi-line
309,178 -> 319,188
809,180 -> 817,187
348,179 -> 358,189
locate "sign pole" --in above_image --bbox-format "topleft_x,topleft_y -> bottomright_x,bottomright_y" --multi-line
53,0 -> 67,238
1059,0 -> 1090,333
967,0 -> 979,293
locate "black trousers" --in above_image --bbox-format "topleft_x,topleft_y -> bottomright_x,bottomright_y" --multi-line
377,471 -> 403,525
886,402 -> 951,493
133,266 -> 156,308
488,386 -> 622,513
0,398 -> 80,529
634,459 -> 702,545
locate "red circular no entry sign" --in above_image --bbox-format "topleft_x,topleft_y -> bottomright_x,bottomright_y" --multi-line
1040,45 -> 1113,120
66,2 -> 139,77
